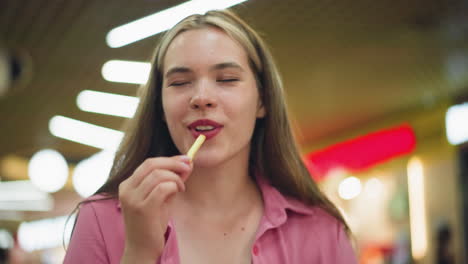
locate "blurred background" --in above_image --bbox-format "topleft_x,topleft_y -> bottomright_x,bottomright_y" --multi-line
0,0 -> 467,263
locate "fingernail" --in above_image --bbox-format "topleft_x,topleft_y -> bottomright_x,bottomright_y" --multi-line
179,155 -> 191,165
181,162 -> 191,171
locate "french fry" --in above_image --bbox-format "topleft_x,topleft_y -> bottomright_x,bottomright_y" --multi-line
187,134 -> 206,159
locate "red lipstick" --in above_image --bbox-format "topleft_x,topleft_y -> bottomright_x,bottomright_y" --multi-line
188,119 -> 223,140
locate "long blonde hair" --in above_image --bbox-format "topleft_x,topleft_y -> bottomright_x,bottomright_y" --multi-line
96,9 -> 349,232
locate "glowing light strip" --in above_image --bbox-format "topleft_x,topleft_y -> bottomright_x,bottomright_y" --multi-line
106,0 -> 249,48
407,157 -> 427,260
18,214 -> 76,252
49,115 -> 123,151
77,90 -> 139,118
101,60 -> 151,84
0,181 -> 53,211
304,124 -> 416,180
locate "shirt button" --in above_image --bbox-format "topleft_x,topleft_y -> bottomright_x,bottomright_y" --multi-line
253,245 -> 259,256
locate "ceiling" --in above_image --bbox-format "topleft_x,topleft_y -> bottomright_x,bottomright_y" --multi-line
1,0 -> 468,167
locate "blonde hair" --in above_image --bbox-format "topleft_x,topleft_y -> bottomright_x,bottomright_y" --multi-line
96,9 -> 349,232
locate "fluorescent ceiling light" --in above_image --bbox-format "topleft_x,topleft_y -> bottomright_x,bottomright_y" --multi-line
0,180 -> 53,211
0,180 -> 51,201
0,200 -> 53,212
49,115 -> 123,151
106,0 -> 249,48
407,157 -> 427,260
102,60 -> 150,84
73,150 -> 114,197
77,90 -> 139,118
18,214 -> 76,252
446,102 -> 468,145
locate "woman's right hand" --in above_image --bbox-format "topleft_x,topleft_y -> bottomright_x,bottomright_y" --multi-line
118,155 -> 192,263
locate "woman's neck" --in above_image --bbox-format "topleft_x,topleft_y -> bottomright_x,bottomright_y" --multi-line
175,153 -> 261,217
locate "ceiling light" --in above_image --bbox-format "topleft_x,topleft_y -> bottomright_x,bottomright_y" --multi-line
73,150 -> 114,197
338,176 -> 362,200
446,102 -> 468,145
77,90 -> 139,118
28,149 -> 68,193
18,214 -> 76,252
0,199 -> 53,212
0,180 -> 53,211
49,115 -> 123,151
106,0 -> 249,48
101,60 -> 150,84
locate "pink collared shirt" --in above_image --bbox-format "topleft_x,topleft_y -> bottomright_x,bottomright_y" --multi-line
64,178 -> 357,263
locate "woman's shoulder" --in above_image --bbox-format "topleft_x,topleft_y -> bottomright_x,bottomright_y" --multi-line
66,194 -> 125,263
82,193 -> 119,204
305,205 -> 342,227
269,200 -> 357,263
279,195 -> 347,239
258,178 -> 345,234
285,201 -> 344,234
78,193 -> 121,219
75,193 -> 124,242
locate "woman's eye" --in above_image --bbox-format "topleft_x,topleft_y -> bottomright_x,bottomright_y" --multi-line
170,81 -> 189,86
217,78 -> 239,83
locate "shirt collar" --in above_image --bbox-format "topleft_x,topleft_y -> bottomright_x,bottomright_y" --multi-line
256,175 -> 316,228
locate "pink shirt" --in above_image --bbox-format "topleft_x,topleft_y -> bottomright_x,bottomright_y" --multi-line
64,177 -> 357,263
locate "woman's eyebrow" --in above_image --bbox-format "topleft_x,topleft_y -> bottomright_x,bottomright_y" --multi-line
165,62 -> 243,78
211,62 -> 244,72
165,66 -> 192,78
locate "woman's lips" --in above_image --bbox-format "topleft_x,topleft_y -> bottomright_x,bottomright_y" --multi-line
187,119 -> 223,140
189,127 -> 222,140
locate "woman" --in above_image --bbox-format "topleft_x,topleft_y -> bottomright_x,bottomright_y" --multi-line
64,9 -> 357,264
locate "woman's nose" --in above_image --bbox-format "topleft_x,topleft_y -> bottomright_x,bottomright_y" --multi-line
189,81 -> 217,110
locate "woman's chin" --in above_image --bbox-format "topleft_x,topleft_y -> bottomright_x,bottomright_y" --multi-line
192,153 -> 225,169
193,158 -> 221,169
